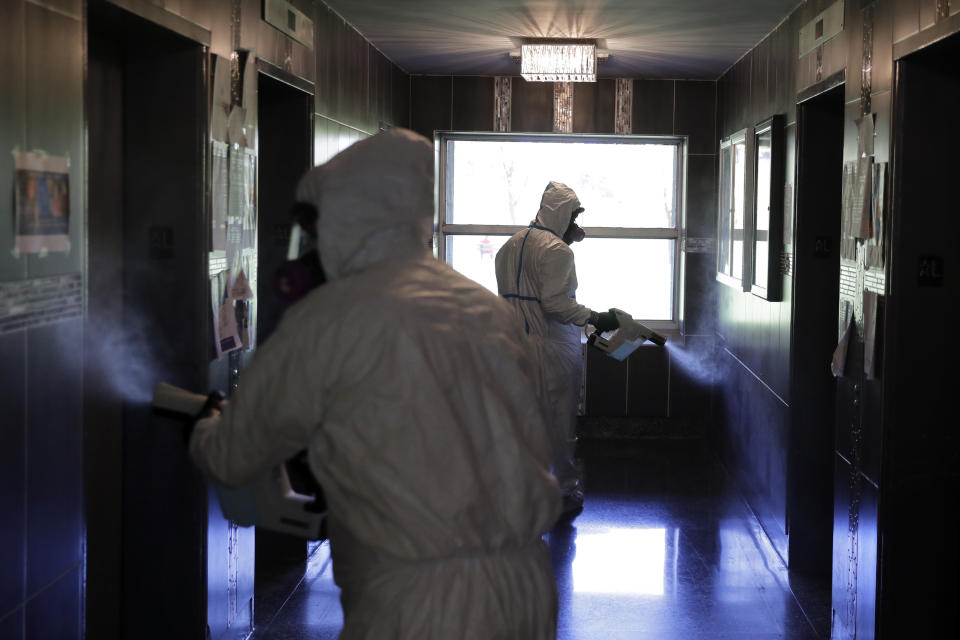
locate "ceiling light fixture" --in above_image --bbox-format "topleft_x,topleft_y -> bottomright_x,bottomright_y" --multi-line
520,40 -> 597,82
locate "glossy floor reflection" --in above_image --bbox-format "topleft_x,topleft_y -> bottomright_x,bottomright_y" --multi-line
252,439 -> 829,639
551,440 -> 827,639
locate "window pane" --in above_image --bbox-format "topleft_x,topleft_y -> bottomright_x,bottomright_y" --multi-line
732,140 -> 747,280
446,236 -> 674,322
718,146 -> 732,276
448,139 -> 677,228
753,131 -> 772,289
572,238 -> 674,321
445,235 -> 510,294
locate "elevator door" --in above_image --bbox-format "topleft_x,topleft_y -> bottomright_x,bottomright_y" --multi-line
789,83 -> 843,581
256,72 -> 314,345
879,31 -> 960,638
252,69 -> 316,624
86,4 -> 215,638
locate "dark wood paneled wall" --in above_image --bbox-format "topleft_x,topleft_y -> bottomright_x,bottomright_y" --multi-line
573,79 -> 616,133
0,2 -> 85,639
453,76 -> 495,131
717,1 -> 960,638
313,4 -> 409,161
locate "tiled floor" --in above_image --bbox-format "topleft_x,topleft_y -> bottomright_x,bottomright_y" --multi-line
251,439 -> 830,639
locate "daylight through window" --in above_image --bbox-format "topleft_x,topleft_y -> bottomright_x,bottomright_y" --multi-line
438,133 -> 684,326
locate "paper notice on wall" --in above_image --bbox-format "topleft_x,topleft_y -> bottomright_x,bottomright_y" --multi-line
852,156 -> 873,239
227,146 -> 257,273
211,55 -> 231,142
863,291 -> 879,380
226,145 -> 257,261
211,271 -> 242,360
230,269 -> 255,300
13,151 -> 71,255
236,255 -> 257,351
212,141 -> 229,252
240,151 -> 257,252
831,301 -> 853,377
840,163 -> 858,260
857,113 -> 875,157
865,162 -> 887,269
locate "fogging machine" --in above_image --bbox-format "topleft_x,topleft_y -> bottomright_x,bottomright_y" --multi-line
588,308 -> 667,361
152,382 -> 325,539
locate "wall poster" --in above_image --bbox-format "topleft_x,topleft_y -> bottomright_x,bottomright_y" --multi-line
13,151 -> 70,255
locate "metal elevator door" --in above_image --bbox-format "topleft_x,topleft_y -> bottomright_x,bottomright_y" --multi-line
86,3 -> 248,638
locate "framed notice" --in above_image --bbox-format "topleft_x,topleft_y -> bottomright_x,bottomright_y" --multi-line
14,151 -> 71,254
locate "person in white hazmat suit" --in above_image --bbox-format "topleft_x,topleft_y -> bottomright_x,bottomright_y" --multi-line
189,128 -> 562,639
494,182 -> 619,518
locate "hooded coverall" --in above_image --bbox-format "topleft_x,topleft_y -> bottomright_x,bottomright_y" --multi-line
494,181 -> 594,502
190,128 -> 561,639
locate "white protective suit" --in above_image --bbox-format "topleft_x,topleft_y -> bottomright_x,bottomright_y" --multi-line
190,129 -> 561,639
494,182 -> 593,499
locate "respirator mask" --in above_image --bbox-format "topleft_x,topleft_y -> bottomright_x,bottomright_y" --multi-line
275,201 -> 326,304
563,206 -> 586,245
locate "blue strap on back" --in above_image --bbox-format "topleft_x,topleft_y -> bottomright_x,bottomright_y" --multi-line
530,223 -> 559,238
503,227 -> 540,335
515,227 -> 534,289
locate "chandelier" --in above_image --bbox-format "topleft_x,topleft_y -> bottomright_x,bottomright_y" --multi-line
520,41 -> 597,82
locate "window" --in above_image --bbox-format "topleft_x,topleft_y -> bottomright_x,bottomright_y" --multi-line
750,115 -> 785,301
717,128 -> 752,290
438,132 -> 684,327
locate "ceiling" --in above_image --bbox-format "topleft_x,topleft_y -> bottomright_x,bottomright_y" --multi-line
321,0 -> 802,80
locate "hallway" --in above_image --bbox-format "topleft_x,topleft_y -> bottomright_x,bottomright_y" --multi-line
252,440 -> 829,639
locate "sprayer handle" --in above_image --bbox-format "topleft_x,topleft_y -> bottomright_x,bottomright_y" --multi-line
197,390 -> 226,420
183,391 -> 226,446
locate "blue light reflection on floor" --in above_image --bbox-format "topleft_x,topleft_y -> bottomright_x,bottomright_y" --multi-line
547,441 -> 825,639
252,442 -> 828,639
572,527 -> 667,595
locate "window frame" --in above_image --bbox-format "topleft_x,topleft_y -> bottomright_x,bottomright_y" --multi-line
435,131 -> 687,330
749,115 -> 785,301
716,127 -> 754,291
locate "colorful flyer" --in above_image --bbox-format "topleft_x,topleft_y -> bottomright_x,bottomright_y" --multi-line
13,151 -> 71,254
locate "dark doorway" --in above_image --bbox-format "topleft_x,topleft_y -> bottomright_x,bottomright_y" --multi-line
86,3 -> 212,638
252,69 -> 316,627
879,31 -> 960,637
788,82 -> 844,583
255,71 -> 314,345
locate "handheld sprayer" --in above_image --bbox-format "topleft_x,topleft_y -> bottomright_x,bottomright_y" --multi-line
151,382 -> 326,539
588,308 -> 667,360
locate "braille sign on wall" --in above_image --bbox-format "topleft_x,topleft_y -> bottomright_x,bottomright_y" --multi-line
918,255 -> 944,287
149,226 -> 175,259
814,235 -> 832,256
